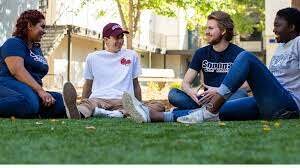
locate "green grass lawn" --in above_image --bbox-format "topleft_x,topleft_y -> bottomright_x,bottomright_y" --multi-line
1,117 -> 300,164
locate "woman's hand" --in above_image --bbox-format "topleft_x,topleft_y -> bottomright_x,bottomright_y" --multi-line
5,57 -> 55,107
37,90 -> 56,107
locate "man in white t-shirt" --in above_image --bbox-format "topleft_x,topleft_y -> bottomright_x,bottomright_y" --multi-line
62,23 -> 164,119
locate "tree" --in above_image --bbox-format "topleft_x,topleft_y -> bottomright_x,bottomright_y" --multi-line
81,0 -> 180,49
81,0 -> 265,48
180,0 -> 265,37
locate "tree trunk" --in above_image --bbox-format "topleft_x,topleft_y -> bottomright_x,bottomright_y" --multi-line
127,0 -> 134,49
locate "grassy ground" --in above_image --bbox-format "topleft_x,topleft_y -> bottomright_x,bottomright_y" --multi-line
1,117 -> 300,164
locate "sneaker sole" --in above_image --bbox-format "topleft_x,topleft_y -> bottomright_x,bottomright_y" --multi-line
122,92 -> 145,123
62,82 -> 81,119
176,118 -> 198,124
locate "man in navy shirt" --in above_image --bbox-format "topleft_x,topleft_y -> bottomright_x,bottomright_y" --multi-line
121,11 -> 251,123
167,11 -> 249,112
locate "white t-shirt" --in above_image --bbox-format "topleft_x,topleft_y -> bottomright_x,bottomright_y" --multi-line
83,49 -> 142,99
269,36 -> 300,109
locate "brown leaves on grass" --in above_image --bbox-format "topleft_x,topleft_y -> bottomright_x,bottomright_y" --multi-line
35,121 -> 43,125
218,122 -> 226,127
262,121 -> 281,132
85,126 -> 96,130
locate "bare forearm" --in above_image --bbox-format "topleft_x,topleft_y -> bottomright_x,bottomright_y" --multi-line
14,68 -> 44,92
134,85 -> 142,101
182,81 -> 193,93
133,78 -> 142,101
82,84 -> 92,99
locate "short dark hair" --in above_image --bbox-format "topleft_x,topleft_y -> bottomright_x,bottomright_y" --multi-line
12,10 -> 45,41
208,11 -> 234,41
276,7 -> 300,33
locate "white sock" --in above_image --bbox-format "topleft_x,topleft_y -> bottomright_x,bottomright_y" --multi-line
93,107 -> 124,118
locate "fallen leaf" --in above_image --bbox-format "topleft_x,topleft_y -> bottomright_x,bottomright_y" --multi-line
218,122 -> 226,126
35,121 -> 43,125
263,124 -> 269,128
263,126 -> 271,132
86,126 -> 96,130
50,119 -> 58,122
274,122 -> 281,128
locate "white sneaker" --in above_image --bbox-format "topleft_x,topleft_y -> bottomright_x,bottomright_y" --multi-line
122,92 -> 150,123
93,107 -> 124,118
176,105 -> 219,124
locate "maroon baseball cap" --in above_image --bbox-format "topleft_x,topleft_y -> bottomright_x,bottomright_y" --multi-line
102,23 -> 129,38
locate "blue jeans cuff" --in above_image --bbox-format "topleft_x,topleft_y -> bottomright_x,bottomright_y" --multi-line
217,84 -> 232,100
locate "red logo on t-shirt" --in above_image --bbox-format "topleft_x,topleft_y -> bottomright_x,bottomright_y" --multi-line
120,58 -> 131,66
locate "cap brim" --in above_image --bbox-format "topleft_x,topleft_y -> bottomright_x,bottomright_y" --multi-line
111,29 -> 129,37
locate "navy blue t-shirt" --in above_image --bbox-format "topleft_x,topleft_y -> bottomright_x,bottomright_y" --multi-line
189,43 -> 244,87
0,37 -> 49,85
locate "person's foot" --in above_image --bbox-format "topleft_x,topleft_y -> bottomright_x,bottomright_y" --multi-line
122,92 -> 150,123
62,82 -> 81,119
176,105 -> 219,124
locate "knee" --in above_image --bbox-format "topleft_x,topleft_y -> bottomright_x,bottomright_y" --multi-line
168,88 -> 180,98
168,88 -> 182,104
229,89 -> 248,100
236,51 -> 256,62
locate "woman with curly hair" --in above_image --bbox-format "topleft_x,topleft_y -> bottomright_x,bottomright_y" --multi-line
0,10 -> 67,118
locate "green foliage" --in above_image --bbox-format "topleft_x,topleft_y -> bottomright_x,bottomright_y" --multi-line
147,81 -> 160,91
169,81 -> 181,90
179,0 -> 265,36
80,0 -> 265,40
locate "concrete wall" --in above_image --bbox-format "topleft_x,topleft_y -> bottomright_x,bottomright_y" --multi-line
70,36 -> 102,87
265,0 -> 291,66
138,52 -> 190,78
140,52 -> 150,68
43,35 -> 102,89
165,55 -> 182,78
0,0 -> 38,45
151,54 -> 164,68
137,9 -> 188,50
239,41 -> 263,52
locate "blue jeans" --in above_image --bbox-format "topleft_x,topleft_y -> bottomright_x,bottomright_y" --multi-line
172,96 -> 259,121
0,77 -> 66,118
220,51 -> 299,120
168,87 -> 248,110
173,51 -> 299,121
